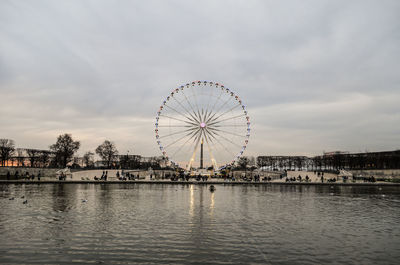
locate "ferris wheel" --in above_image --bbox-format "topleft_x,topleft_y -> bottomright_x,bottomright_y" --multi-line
155,81 -> 250,170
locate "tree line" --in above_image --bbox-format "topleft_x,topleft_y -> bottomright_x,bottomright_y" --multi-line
3,135 -> 399,171
0,134 -> 161,168
257,150 -> 400,171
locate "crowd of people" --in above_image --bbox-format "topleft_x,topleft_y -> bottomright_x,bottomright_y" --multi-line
0,169 -> 383,183
94,171 -> 108,181
285,174 -> 311,182
4,170 -> 42,181
115,171 -> 142,181
58,172 -> 66,180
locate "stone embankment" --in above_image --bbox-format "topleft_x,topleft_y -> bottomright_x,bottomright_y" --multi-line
0,167 -> 59,179
349,169 -> 400,179
1,167 -> 400,182
1,179 -> 400,187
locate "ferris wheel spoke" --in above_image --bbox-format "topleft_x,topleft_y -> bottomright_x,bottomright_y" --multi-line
208,103 -> 242,124
205,127 -> 223,147
159,114 -> 197,126
170,128 -> 201,157
187,108 -> 200,123
159,127 -> 198,139
164,104 -> 197,124
203,132 -> 218,169
204,110 -> 215,126
204,135 -> 221,160
205,128 -> 237,158
212,124 -> 247,127
209,88 -> 225,116
205,109 -> 214,122
197,109 -> 203,122
205,97 -> 233,124
203,109 -> 209,123
205,84 -> 214,115
205,111 -> 217,124
207,127 -> 245,138
204,107 -> 217,125
187,129 -> 203,155
213,94 -> 234,117
182,89 -> 202,122
157,125 -> 193,128
164,128 -> 200,149
206,141 -> 226,168
187,130 -> 203,170
171,96 -> 199,123
204,89 -> 216,122
203,88 -> 225,124
190,84 -> 202,115
206,128 -> 243,148
156,81 -> 250,168
208,114 -> 244,126
181,90 -> 199,120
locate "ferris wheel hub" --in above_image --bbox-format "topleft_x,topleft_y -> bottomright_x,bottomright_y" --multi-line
155,80 -> 251,170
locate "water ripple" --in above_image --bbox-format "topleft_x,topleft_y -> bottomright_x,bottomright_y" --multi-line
0,184 -> 400,264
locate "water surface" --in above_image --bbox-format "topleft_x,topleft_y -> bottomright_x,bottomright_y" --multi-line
1,184 -> 399,264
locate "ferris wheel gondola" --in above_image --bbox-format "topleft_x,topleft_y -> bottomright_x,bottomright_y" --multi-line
155,81 -> 250,171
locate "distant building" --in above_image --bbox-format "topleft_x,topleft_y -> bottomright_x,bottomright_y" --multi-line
257,155 -> 311,171
72,157 -> 85,168
5,148 -> 54,168
257,150 -> 400,171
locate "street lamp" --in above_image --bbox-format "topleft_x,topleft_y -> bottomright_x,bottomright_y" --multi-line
126,150 -> 130,169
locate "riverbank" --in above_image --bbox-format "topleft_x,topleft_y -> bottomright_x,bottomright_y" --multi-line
2,167 -> 400,183
1,180 -> 400,186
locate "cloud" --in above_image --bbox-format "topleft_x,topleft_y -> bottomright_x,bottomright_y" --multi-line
250,92 -> 400,155
1,0 -> 399,160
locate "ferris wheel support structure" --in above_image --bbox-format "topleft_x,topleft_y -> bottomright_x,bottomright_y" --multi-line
155,81 -> 251,171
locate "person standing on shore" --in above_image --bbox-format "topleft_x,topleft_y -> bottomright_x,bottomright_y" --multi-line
7,171 -> 10,180
38,171 -> 41,181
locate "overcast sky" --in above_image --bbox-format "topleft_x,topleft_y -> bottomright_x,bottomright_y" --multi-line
1,0 -> 399,158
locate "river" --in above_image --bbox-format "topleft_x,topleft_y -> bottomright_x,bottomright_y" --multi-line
1,183 -> 399,264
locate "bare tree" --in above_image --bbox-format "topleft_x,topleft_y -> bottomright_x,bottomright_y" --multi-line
237,156 -> 250,170
295,157 -> 303,170
16,149 -> 25,167
150,156 -> 164,169
71,157 -> 82,169
50,134 -> 80,168
0,139 -> 15,166
256,157 -> 263,168
38,151 -> 51,168
119,154 -> 130,169
83,151 -> 94,168
95,140 -> 118,168
27,149 -> 40,167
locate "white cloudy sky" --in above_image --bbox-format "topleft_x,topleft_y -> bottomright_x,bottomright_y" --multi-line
1,0 -> 399,158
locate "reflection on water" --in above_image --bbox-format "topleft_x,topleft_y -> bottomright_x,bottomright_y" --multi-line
190,184 -> 194,217
1,184 -> 400,264
210,192 -> 215,217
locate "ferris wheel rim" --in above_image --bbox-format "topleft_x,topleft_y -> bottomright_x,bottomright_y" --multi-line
155,80 -> 251,170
